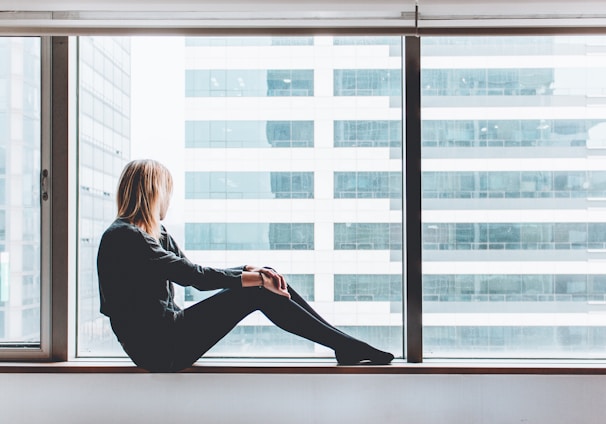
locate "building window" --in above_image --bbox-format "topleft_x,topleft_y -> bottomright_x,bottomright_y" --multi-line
422,68 -> 554,96
185,121 -> 314,148
334,120 -> 402,148
424,274 -> 606,302
334,223 -> 402,250
267,70 -> 314,96
422,171 -> 606,199
334,274 -> 402,302
423,222 -> 606,250
186,172 -> 314,199
334,172 -> 401,199
421,119 -> 601,148
184,223 -> 315,251
185,69 -> 314,97
334,69 -> 401,96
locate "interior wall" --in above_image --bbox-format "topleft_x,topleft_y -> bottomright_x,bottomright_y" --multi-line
2,373 -> 606,424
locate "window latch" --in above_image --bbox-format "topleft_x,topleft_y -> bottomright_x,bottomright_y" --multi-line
41,169 -> 49,201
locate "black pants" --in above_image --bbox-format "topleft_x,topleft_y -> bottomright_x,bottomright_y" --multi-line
121,286 -> 365,372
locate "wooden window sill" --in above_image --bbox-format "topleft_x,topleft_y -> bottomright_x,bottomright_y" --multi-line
2,359 -> 606,374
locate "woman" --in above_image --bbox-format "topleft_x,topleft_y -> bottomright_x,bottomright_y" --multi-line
97,159 -> 394,372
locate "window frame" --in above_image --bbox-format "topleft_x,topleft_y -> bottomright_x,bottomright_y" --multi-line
2,26 -> 606,368
0,36 -> 54,360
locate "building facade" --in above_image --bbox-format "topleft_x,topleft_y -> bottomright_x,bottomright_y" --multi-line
179,36 -> 403,357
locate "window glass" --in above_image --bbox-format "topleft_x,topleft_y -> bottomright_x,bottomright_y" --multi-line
77,37 -> 131,356
334,120 -> 402,148
423,171 -> 606,199
422,36 -> 606,358
334,69 -> 401,96
184,223 -> 315,251
185,69 -> 314,97
185,172 -> 314,199
334,223 -> 402,250
77,36 -> 403,358
185,121 -> 314,148
334,172 -> 402,199
0,38 -> 41,348
334,274 -> 402,302
422,119 -> 601,148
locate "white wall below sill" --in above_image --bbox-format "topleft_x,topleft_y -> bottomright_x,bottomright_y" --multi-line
1,372 -> 606,424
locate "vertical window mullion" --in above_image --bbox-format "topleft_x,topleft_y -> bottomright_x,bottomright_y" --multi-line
405,35 -> 423,363
38,36 -> 53,359
50,36 -> 70,361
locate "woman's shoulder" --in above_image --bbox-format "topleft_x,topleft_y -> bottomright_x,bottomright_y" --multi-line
101,218 -> 148,246
104,218 -> 137,233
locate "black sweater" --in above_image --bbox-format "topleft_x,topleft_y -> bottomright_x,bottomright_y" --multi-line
97,218 -> 244,333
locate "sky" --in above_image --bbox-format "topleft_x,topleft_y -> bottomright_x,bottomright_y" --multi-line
130,36 -> 186,227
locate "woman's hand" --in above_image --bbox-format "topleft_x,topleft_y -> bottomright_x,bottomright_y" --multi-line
243,266 -> 290,299
260,267 -> 290,299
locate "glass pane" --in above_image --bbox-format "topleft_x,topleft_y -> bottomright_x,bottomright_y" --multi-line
422,36 -> 606,359
0,38 -> 41,347
77,36 -> 403,359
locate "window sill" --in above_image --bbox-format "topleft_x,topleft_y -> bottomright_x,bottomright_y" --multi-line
2,358 -> 606,374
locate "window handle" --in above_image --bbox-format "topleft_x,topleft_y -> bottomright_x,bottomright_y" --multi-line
41,169 -> 49,201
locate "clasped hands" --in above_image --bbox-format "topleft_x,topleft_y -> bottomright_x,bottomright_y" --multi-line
244,265 -> 290,299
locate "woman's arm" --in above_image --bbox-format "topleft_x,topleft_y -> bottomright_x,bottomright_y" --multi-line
129,229 -> 242,291
241,267 -> 290,298
141,228 -> 290,296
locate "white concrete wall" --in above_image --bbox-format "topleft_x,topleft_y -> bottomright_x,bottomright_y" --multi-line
2,373 -> 606,423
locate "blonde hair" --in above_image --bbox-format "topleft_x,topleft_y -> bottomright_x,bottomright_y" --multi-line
116,159 -> 173,240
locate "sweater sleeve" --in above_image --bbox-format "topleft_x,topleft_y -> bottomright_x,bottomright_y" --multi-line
137,228 -> 244,291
